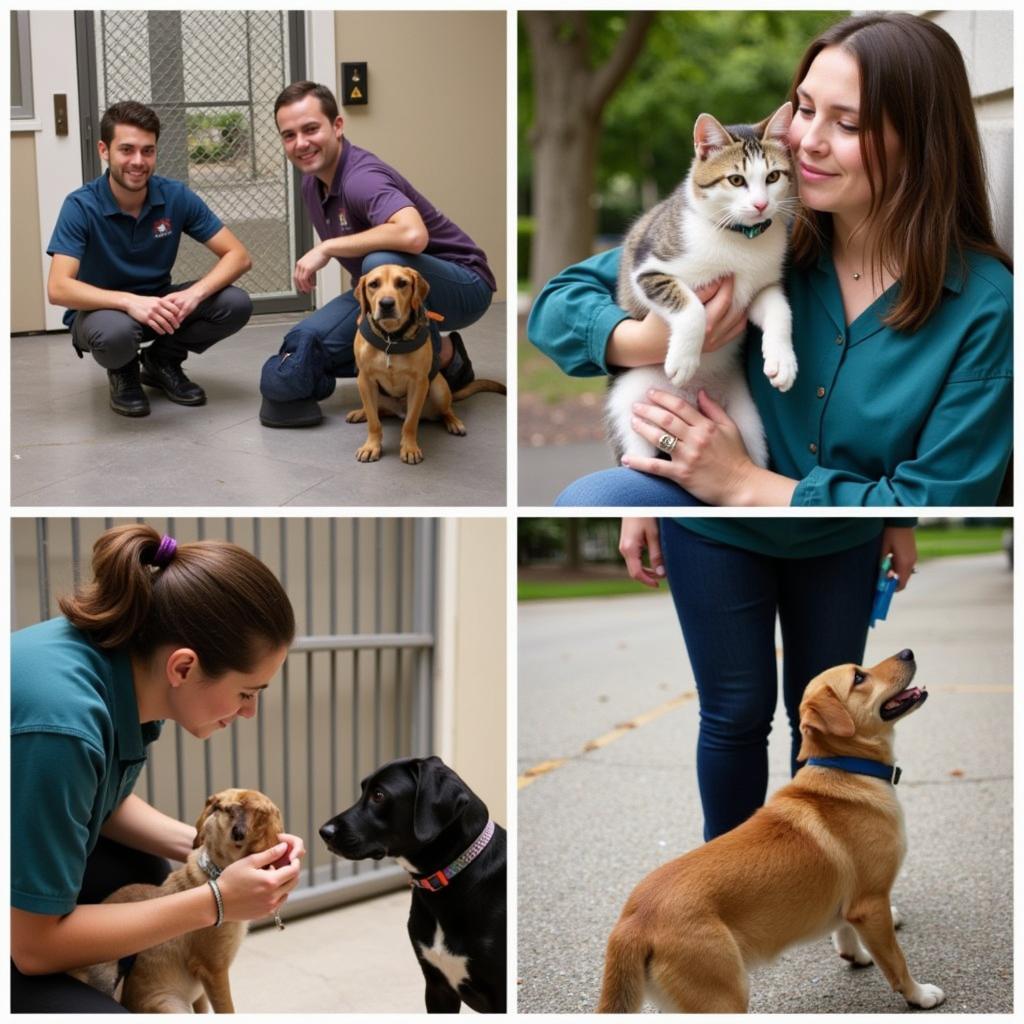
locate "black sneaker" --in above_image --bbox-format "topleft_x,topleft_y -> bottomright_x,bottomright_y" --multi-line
259,396 -> 323,428
441,331 -> 475,393
140,350 -> 206,406
107,358 -> 150,417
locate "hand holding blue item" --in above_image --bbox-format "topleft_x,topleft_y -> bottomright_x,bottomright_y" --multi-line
870,555 -> 898,627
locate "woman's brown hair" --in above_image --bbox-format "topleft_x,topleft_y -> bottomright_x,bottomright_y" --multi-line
59,524 -> 295,677
788,13 -> 1011,332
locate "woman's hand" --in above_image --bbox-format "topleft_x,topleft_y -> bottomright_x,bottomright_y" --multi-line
700,276 -> 749,353
619,518 -> 665,588
881,527 -> 917,592
217,842 -> 302,923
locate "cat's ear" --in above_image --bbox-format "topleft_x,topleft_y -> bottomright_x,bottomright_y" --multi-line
760,102 -> 794,146
694,114 -> 733,160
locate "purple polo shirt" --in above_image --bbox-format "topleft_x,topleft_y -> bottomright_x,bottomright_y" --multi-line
301,140 -> 495,291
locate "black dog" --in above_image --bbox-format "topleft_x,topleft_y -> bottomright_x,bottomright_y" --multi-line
319,756 -> 507,1013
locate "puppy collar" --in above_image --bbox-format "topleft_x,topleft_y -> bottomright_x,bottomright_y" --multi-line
807,756 -> 901,785
197,847 -> 225,880
358,312 -> 430,354
409,820 -> 496,892
728,218 -> 772,239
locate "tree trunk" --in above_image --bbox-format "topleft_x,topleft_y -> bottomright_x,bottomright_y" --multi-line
524,12 -> 655,295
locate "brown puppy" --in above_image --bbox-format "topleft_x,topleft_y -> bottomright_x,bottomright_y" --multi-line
598,651 -> 944,1013
349,264 -> 505,464
72,788 -> 284,1013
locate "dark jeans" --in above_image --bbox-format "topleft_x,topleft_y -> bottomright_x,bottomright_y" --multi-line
660,520 -> 881,841
71,282 -> 253,370
11,838 -> 170,1013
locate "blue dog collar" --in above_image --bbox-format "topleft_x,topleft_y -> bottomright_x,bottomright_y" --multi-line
410,820 -> 496,892
806,756 -> 901,785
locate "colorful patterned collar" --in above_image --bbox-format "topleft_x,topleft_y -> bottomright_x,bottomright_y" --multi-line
409,820 -> 497,892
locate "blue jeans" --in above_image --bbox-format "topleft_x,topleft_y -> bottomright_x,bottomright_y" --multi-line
555,467 -> 704,507
660,520 -> 881,840
261,250 -> 492,400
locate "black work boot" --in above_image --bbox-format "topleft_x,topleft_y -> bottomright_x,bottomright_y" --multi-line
441,331 -> 475,393
139,349 -> 206,406
107,358 -> 150,417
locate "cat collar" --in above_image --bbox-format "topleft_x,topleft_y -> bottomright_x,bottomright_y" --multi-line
409,820 -> 496,892
729,218 -> 773,239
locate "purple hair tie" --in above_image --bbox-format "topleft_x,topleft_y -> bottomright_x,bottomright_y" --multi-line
152,535 -> 178,568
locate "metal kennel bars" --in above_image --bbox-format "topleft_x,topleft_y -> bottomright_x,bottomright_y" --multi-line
12,517 -> 438,920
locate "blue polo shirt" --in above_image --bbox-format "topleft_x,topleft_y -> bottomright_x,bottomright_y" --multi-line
47,171 -> 223,327
11,617 -> 163,916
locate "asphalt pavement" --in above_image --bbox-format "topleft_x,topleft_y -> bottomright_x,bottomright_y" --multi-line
517,551 -> 1013,1014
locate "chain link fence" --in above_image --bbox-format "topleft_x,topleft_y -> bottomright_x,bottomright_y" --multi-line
89,10 -> 305,305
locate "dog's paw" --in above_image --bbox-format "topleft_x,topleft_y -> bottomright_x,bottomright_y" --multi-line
832,927 -> 873,967
891,905 -> 904,930
763,347 -> 798,392
400,443 -> 424,464
346,408 -> 367,423
443,414 -> 466,436
356,443 -> 382,462
906,983 -> 945,1009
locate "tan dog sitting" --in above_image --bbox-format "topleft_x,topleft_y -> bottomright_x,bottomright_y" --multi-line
72,789 -> 285,1013
598,650 -> 944,1014
349,264 -> 506,464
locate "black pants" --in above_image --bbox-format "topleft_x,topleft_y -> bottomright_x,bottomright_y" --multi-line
11,838 -> 170,1013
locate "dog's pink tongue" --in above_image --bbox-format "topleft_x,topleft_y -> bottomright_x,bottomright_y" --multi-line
884,686 -> 921,710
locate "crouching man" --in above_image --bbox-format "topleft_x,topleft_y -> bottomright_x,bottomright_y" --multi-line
47,101 -> 253,416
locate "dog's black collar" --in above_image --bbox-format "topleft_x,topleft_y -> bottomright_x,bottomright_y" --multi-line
358,312 -> 430,355
409,820 -> 496,892
806,756 -> 901,785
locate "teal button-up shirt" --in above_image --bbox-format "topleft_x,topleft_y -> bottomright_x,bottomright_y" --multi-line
526,246 -> 1012,506
11,618 -> 163,915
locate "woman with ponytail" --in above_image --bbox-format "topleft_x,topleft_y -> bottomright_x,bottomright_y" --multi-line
10,524 -> 304,1012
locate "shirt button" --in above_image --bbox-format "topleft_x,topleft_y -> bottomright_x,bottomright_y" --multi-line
835,335 -> 844,346
816,386 -> 826,398
808,442 -> 818,454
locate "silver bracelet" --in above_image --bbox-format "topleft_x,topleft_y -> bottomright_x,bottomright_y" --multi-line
207,878 -> 224,928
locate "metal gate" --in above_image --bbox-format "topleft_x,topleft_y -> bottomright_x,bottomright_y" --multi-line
75,10 -> 313,314
12,517 -> 438,921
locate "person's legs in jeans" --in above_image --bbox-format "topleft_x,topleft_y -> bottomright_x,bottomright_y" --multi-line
777,534 -> 882,776
660,520 -> 780,840
555,467 -> 706,507
10,838 -> 170,1013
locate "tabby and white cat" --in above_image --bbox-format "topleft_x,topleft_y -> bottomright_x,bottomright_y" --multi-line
607,102 -> 798,467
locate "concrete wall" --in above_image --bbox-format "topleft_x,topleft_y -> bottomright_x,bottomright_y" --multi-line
10,132 -> 46,332
333,10 -> 506,300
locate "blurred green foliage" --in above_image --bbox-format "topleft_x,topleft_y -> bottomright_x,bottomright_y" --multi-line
519,10 -> 845,238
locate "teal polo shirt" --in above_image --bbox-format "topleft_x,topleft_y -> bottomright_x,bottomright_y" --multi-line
46,171 -> 223,327
670,518 -> 896,559
11,617 -> 163,915
526,245 -> 1012,506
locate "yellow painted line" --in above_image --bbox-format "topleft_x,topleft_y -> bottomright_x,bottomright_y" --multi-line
519,691 -> 696,790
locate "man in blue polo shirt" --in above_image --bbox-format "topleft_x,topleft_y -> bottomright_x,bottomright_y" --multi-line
47,101 -> 254,417
259,81 -> 496,427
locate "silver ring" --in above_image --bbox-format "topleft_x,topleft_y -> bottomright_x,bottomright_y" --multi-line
656,432 -> 678,454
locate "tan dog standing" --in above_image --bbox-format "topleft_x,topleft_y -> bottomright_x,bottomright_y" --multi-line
598,650 -> 944,1013
349,264 -> 505,464
72,788 -> 285,1013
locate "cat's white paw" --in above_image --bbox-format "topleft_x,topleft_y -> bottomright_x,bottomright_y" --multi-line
764,348 -> 798,392
665,336 -> 702,388
906,983 -> 945,1010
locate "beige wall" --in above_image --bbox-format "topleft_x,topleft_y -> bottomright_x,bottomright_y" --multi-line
333,11 -> 506,300
445,518 -> 507,823
11,132 -> 46,333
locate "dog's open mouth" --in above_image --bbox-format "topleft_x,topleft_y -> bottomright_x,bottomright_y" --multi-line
880,686 -> 928,721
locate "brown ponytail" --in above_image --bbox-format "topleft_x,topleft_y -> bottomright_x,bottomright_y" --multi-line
59,524 -> 295,676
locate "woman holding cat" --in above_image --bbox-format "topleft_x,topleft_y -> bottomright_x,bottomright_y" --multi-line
11,524 -> 306,1013
529,12 -> 1012,507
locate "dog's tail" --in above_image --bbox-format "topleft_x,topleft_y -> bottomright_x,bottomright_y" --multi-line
452,379 -> 507,401
597,916 -> 649,1013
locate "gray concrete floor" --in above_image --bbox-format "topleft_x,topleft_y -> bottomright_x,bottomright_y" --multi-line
518,552 -> 1013,1013
518,440 -> 609,507
11,305 -> 507,508
232,889 -> 440,1013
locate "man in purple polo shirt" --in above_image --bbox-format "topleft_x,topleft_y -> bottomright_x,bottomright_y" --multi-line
259,81 -> 496,427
